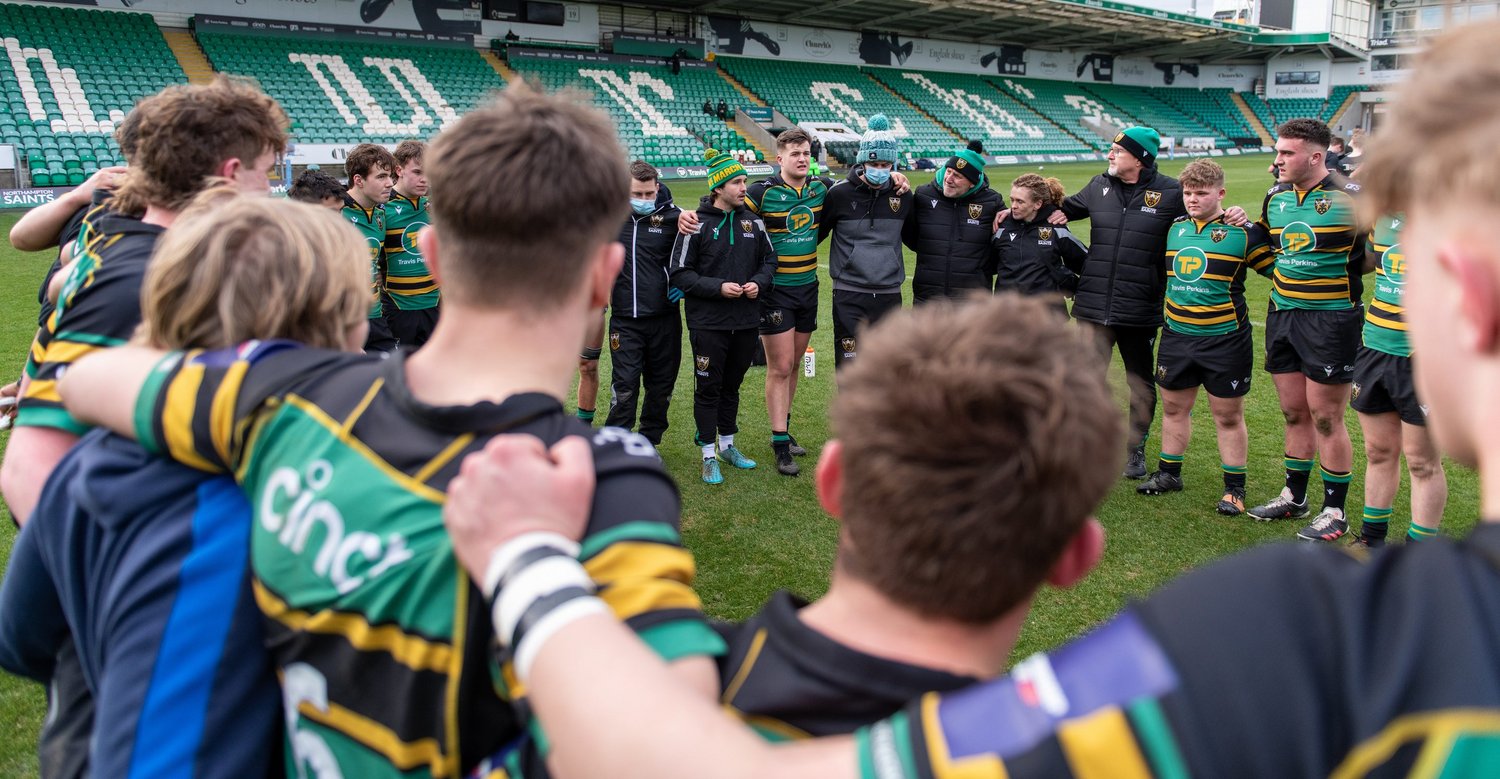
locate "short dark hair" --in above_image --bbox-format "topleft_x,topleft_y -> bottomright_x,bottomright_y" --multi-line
833,294 -> 1122,624
630,160 -> 659,182
345,143 -> 396,182
1277,118 -> 1332,149
776,128 -> 811,150
288,169 -> 346,203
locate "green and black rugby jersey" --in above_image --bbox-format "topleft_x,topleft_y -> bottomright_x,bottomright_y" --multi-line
134,341 -> 725,779
716,591 -> 975,742
1257,174 -> 1365,311
746,175 -> 833,287
1363,215 -> 1408,357
383,192 -> 439,311
343,195 -> 387,319
1163,214 -> 1273,336
19,211 -> 163,435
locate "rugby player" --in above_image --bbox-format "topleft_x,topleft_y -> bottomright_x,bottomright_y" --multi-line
1346,214 -> 1447,546
438,27 -> 1500,777
59,84 -> 723,779
0,188 -> 370,779
1246,118 -> 1365,541
1136,159 -> 1273,516
382,140 -> 440,348
670,148 -> 777,484
0,77 -> 287,524
287,168 -> 346,211
342,142 -> 398,353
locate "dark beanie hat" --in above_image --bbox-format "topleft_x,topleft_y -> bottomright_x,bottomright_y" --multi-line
1113,126 -> 1161,167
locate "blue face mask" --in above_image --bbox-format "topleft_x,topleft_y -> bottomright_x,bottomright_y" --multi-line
864,166 -> 892,186
631,198 -> 656,215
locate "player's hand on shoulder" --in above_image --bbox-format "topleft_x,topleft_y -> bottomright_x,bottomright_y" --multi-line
993,209 -> 1009,232
678,210 -> 701,235
1047,209 -> 1068,226
1223,206 -> 1250,227
891,171 -> 911,194
444,434 -> 596,584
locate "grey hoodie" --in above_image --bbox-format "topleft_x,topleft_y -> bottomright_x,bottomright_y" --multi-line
818,165 -> 914,294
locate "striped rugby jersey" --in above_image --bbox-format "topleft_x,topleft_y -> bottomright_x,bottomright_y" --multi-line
1363,215 -> 1408,357
134,341 -> 724,779
1258,174 -> 1365,311
342,196 -> 387,319
746,175 -> 833,286
383,192 -> 439,311
1163,214 -> 1273,336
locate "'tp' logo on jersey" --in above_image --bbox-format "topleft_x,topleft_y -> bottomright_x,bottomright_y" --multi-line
787,205 -> 815,236
1280,222 -> 1315,255
1173,247 -> 1208,282
1382,244 -> 1406,285
401,222 -> 427,255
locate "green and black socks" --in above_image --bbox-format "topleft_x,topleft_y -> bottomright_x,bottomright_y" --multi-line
1222,463 -> 1247,492
1320,466 -> 1352,513
1159,452 -> 1183,477
1284,455 -> 1314,503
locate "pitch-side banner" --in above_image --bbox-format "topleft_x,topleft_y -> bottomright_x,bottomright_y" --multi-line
699,15 -> 1265,88
33,0 -> 481,36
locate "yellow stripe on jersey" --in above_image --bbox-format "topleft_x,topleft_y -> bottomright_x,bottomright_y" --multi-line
24,378 -> 60,404
282,395 -> 448,505
733,711 -> 813,741
295,698 -> 453,777
39,339 -> 100,368
445,567 -> 467,776
255,581 -> 454,674
777,261 -> 819,274
163,362 -> 219,473
920,693 -> 1010,779
342,378 -> 384,436
720,627 -> 768,704
413,433 -> 476,485
208,360 -> 249,468
1331,709 -> 1500,779
1057,706 -> 1154,779
1168,309 -> 1238,327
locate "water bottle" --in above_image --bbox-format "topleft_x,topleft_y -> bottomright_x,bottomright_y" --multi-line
803,346 -> 815,377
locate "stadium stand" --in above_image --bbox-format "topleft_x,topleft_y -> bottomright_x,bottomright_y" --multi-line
716,56 -> 960,161
196,31 -> 500,145
863,68 -> 1091,156
1157,87 -> 1257,142
1239,87 -> 1367,133
0,4 -> 183,186
985,76 -> 1126,151
507,53 -> 760,166
1082,82 -> 1235,148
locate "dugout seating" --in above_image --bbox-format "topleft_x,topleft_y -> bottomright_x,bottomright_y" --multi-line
863,67 -> 1091,156
508,54 -> 758,167
196,32 -> 500,145
0,4 -> 183,187
1082,82 -> 1233,149
716,56 -> 959,161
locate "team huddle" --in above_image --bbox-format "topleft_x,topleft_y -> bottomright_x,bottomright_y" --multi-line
0,18 -> 1488,778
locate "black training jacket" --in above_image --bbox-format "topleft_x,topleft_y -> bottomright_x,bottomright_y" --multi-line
613,186 -> 682,319
992,204 -> 1088,298
669,201 -> 777,331
903,181 -> 1004,301
1061,167 -> 1185,328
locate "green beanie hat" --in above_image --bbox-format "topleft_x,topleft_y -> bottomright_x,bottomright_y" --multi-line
1113,126 -> 1161,167
945,148 -> 988,188
704,148 -> 747,190
858,114 -> 901,164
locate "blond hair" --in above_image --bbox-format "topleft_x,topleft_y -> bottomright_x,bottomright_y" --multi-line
139,187 -> 369,351
1178,159 -> 1225,190
1362,22 -> 1500,218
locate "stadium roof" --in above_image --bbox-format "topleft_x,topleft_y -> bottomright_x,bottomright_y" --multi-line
658,0 -> 1367,61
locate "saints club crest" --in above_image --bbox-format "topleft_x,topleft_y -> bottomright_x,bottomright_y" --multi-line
1144,191 -> 1162,208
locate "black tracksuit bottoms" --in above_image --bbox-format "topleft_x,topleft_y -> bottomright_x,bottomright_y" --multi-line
604,313 -> 681,445
1091,322 -> 1159,449
688,328 -> 758,446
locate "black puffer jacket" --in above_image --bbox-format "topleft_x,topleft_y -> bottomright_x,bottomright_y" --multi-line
993,204 -> 1088,298
1061,167 -> 1185,327
668,201 -> 777,330
903,181 -> 1004,303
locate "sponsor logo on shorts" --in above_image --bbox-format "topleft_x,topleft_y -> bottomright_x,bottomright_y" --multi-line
1324,365 -> 1335,377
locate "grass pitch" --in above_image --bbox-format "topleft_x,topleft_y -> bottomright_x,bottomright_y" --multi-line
0,153 -> 1479,775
